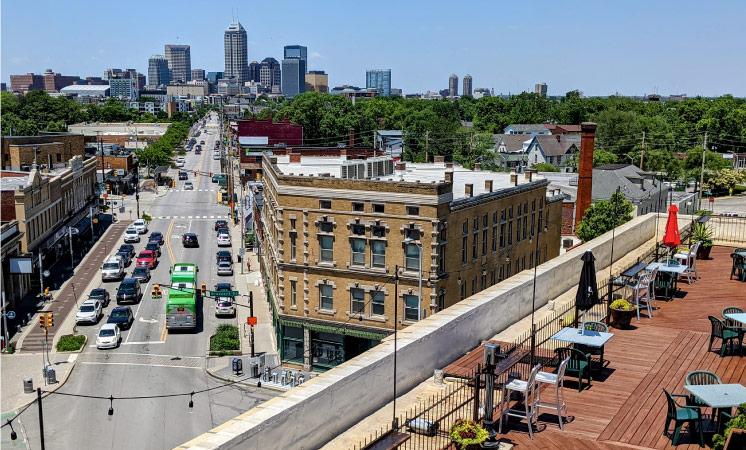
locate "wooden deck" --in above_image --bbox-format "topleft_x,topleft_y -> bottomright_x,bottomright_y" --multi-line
496,246 -> 746,450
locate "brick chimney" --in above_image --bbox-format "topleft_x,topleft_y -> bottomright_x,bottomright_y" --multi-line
348,128 -> 355,148
484,180 -> 493,192
395,161 -> 406,171
465,183 -> 473,197
524,169 -> 534,181
433,155 -> 445,164
509,170 -> 518,186
575,122 -> 597,228
289,153 -> 301,163
474,162 -> 481,171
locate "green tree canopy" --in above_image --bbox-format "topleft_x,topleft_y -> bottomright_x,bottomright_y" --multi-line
576,191 -> 635,242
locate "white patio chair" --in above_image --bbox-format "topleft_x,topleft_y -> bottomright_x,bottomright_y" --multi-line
675,242 -> 699,284
630,272 -> 653,320
535,357 -> 570,430
499,364 -> 541,439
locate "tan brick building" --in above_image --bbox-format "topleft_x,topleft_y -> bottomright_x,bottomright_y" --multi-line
1,133 -> 85,171
260,154 -> 562,371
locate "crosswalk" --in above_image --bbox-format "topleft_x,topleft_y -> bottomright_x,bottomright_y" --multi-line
152,215 -> 230,220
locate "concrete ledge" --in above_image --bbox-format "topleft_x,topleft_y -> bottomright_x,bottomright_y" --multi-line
176,214 -> 658,450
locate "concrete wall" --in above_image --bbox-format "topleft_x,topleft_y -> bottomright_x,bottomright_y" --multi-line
177,213 -> 658,450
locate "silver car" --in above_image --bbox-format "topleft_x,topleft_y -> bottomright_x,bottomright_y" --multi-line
216,260 -> 233,276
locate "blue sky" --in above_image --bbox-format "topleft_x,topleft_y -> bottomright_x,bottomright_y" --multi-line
2,0 -> 745,96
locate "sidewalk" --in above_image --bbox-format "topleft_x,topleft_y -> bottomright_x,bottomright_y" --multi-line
1,352 -> 78,414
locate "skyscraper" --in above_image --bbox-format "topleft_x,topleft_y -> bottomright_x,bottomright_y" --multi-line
148,55 -> 170,87
260,58 -> 281,91
305,70 -> 329,93
191,69 -> 205,81
165,44 -> 191,83
365,69 -> 391,97
463,74 -> 473,97
281,45 -> 307,98
535,82 -> 548,97
224,22 -> 249,83
448,74 -> 459,97
248,61 -> 261,83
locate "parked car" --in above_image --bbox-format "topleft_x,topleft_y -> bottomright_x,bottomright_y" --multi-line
101,257 -> 125,281
215,297 -> 236,317
76,300 -> 102,324
179,171 -> 188,180
116,278 -> 142,304
213,153 -> 221,160
145,241 -> 161,257
214,219 -> 228,230
217,233 -> 231,247
115,250 -> 132,267
132,219 -> 148,234
184,181 -> 194,190
136,250 -> 158,269
216,250 -> 232,263
107,306 -> 134,330
96,324 -> 121,349
182,233 -> 199,248
131,266 -> 151,283
217,260 -> 233,276
118,244 -> 135,258
148,231 -> 164,246
88,288 -> 111,307
124,227 -> 140,243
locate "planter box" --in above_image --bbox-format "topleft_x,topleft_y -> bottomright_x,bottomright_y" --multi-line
610,308 -> 634,329
696,246 -> 713,260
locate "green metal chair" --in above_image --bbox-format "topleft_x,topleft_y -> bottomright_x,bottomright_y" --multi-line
730,253 -> 746,281
708,316 -> 742,356
684,371 -> 731,432
723,307 -> 745,354
575,321 -> 607,370
663,389 -> 704,447
555,347 -> 591,392
653,271 -> 676,300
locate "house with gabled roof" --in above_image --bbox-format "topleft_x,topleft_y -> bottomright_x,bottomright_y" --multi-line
526,134 -> 580,172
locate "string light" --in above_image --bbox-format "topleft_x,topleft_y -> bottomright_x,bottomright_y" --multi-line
6,420 -> 17,441
188,392 -> 194,409
108,396 -> 114,416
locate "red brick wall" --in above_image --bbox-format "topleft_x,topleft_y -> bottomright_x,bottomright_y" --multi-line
562,202 -> 575,235
237,119 -> 303,146
1,191 -> 16,221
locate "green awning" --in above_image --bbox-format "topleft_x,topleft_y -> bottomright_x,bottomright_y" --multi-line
278,317 -> 389,341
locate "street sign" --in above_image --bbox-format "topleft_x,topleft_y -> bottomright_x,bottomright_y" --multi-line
208,290 -> 240,297
709,196 -> 714,204
247,316 -> 257,326
6,311 -> 16,320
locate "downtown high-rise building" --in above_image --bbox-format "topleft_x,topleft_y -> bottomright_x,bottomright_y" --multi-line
165,44 -> 191,83
281,45 -> 307,98
191,69 -> 205,81
248,61 -> 261,83
448,74 -> 459,97
463,74 -> 473,97
260,58 -> 281,91
535,82 -> 548,97
224,22 -> 249,83
305,70 -> 329,93
148,55 -> 170,87
365,69 -> 391,97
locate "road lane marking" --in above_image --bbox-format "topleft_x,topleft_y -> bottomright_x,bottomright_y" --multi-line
121,341 -> 165,345
138,317 -> 158,324
79,362 -> 200,369
160,322 -> 167,341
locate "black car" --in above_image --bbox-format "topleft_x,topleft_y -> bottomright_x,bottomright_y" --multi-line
195,148 -> 202,155
148,231 -> 164,246
178,171 -> 188,180
107,306 -> 134,330
214,219 -> 228,231
116,251 -> 132,267
118,244 -> 136,258
131,266 -> 151,283
182,233 -> 199,248
214,282 -> 232,293
116,278 -> 142,304
216,250 -> 232,264
88,288 -> 111,307
145,241 -> 161,256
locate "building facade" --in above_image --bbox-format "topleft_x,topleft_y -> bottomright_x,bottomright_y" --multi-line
165,44 -> 192,83
109,77 -> 137,100
166,83 -> 209,98
10,70 -> 81,94
248,61 -> 261,83
259,58 -> 281,91
260,154 -> 562,371
148,55 -> 171,87
191,69 -> 206,81
535,82 -> 548,97
224,22 -> 250,83
281,45 -> 307,98
463,74 -> 473,97
365,69 -> 391,97
448,74 -> 459,97
305,71 -> 329,93
1,134 -> 86,171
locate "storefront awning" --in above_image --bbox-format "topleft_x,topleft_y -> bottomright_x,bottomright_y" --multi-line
71,217 -> 91,235
279,317 -> 390,341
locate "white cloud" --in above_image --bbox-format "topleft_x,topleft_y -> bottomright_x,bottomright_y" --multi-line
310,51 -> 324,60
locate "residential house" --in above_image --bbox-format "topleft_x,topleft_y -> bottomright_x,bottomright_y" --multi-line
492,134 -> 532,169
503,124 -> 551,136
526,134 -> 580,172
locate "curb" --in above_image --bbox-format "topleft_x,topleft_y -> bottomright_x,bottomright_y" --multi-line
0,353 -> 78,416
204,363 -> 286,393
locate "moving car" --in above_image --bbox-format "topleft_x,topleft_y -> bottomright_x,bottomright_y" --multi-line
145,241 -> 161,256
131,266 -> 151,283
76,300 -> 102,324
116,278 -> 142,304
118,244 -> 135,258
216,260 -> 233,276
96,324 -> 121,349
215,297 -> 236,317
148,231 -> 164,246
182,233 -> 199,248
179,171 -> 188,180
132,219 -> 148,234
214,219 -> 228,231
184,181 -> 194,190
217,233 -> 231,247
101,257 -> 125,281
216,250 -> 232,263
124,227 -> 140,243
107,306 -> 134,330
136,250 -> 158,269
115,250 -> 132,267
213,153 -> 220,160
88,288 -> 111,307
195,148 -> 201,155
214,282 -> 232,293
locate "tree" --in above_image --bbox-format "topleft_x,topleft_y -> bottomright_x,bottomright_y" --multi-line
533,162 -> 559,172
576,191 -> 635,242
593,149 -> 618,167
705,169 -> 746,195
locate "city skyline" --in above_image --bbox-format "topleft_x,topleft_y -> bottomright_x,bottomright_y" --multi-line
2,0 -> 746,96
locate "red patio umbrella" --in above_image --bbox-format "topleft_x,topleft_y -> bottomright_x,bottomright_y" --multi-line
662,204 -> 681,250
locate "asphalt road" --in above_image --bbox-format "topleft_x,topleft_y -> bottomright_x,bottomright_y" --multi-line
10,113 -> 275,450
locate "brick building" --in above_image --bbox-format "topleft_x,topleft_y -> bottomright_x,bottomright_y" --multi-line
9,70 -> 81,93
236,119 -> 304,180
260,154 -> 562,371
1,133 -> 86,171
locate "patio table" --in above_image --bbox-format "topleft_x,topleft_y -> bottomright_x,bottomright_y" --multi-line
552,327 -> 614,368
683,383 -> 746,431
647,262 -> 688,299
725,313 -> 746,326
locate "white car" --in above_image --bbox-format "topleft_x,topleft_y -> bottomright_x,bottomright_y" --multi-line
124,227 -> 140,243
101,256 -> 125,281
132,219 -> 148,234
76,300 -> 102,324
215,298 -> 236,317
213,153 -> 220,160
217,260 -> 233,276
184,181 -> 194,190
96,324 -> 121,349
217,233 -> 231,247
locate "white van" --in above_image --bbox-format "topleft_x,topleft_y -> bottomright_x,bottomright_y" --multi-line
101,256 -> 125,281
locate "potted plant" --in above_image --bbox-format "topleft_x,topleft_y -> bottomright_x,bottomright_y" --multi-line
609,299 -> 635,329
449,419 -> 488,450
691,222 -> 714,259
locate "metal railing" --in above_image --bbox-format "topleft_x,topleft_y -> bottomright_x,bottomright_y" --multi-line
709,215 -> 746,246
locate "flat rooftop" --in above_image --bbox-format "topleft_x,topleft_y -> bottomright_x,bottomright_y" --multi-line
274,156 -> 545,200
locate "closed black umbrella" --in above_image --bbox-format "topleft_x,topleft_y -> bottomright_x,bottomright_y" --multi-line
575,250 -> 599,320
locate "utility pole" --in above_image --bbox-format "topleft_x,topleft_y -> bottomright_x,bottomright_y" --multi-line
249,291 -> 255,358
68,227 -> 75,269
699,131 -> 708,210
37,388 -> 46,450
640,131 -> 645,170
424,131 -> 429,163
391,265 -> 399,429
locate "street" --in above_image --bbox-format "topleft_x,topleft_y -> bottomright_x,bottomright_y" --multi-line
4,113 -> 276,450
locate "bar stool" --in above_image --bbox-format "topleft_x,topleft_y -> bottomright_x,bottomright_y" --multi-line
498,364 -> 541,438
535,357 -> 570,430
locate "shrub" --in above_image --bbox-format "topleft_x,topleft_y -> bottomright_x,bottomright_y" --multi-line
610,299 -> 634,311
210,325 -> 239,352
449,419 -> 488,448
56,334 -> 86,352
141,212 -> 152,222
713,405 -> 746,450
533,162 -> 560,172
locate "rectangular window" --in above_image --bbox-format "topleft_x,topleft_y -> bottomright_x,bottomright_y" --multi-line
371,290 -> 384,316
290,218 -> 296,230
372,203 -> 385,213
372,225 -> 386,238
405,243 -> 420,271
462,221 -> 468,264
351,224 -> 365,235
320,284 -> 333,310
319,199 -> 331,209
472,278 -> 477,295
406,205 -> 420,216
290,234 -> 297,260
290,280 -> 297,307
319,235 -> 334,262
499,209 -> 506,248
508,207 -> 513,245
482,214 -> 488,255
351,238 -> 366,266
472,218 -> 478,260
438,243 -> 446,273
481,272 -> 487,290
352,202 -> 364,212
371,240 -> 386,267
492,212 -> 498,251
460,282 -> 466,300
523,216 -> 528,240
404,294 -> 419,321
351,288 -> 365,314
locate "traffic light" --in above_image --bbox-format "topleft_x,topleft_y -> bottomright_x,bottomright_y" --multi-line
46,313 -> 54,328
152,284 -> 161,299
39,314 -> 47,329
201,283 -> 207,297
